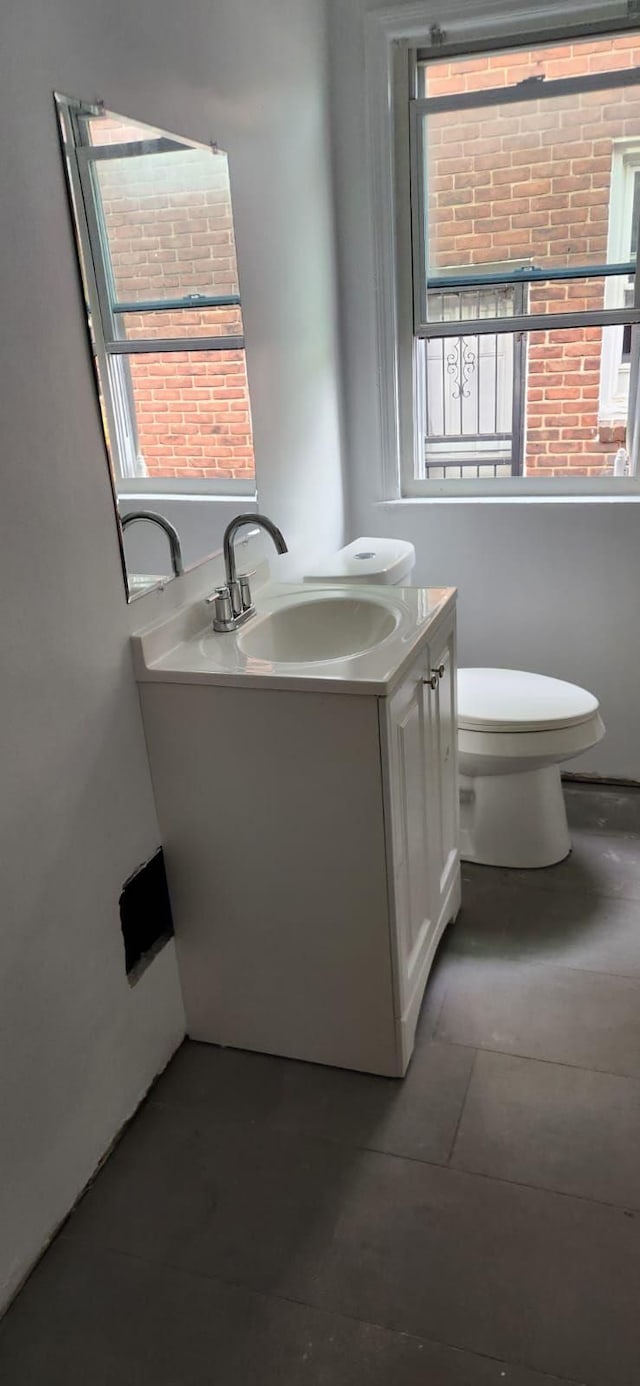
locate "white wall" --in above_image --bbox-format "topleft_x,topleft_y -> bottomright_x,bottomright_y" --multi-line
0,0 -> 342,1312
328,0 -> 640,779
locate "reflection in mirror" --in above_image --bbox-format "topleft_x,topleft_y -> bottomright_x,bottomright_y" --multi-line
55,95 -> 256,599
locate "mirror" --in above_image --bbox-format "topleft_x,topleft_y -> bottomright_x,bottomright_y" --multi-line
55,95 -> 256,599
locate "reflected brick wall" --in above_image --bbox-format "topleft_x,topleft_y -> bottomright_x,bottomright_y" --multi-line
93,118 -> 254,481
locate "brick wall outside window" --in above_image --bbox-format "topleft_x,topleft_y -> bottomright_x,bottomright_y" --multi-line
426,35 -> 640,475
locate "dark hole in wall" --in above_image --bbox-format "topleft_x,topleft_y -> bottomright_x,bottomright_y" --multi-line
119,849 -> 174,983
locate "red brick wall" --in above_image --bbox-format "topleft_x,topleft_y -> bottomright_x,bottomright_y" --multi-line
426,35 -> 640,475
92,118 -> 254,481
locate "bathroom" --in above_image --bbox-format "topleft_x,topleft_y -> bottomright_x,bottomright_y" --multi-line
2,0 -> 640,1381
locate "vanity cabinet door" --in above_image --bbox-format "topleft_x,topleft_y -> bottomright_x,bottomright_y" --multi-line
380,607 -> 460,1064
382,654 -> 435,1020
424,614 -> 460,918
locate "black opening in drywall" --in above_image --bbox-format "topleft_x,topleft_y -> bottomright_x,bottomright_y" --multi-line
119,848 -> 174,983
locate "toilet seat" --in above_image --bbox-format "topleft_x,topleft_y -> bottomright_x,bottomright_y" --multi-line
458,715 -> 605,772
458,667 -> 600,734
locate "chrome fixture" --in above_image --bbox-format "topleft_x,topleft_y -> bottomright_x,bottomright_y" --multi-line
208,513 -> 288,632
425,663 -> 446,691
121,510 -> 184,577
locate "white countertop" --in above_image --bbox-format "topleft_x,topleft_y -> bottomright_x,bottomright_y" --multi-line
132,581 -> 456,696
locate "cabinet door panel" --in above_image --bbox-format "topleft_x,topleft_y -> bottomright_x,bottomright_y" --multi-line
427,621 -> 459,909
384,665 -> 434,1008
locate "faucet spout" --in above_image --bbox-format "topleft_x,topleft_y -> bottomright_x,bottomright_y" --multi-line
121,510 -> 184,577
223,512 -> 288,587
209,513 -> 288,632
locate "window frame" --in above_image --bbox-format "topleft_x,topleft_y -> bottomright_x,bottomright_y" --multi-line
57,100 -> 256,500
600,144 -> 640,427
366,0 -> 640,499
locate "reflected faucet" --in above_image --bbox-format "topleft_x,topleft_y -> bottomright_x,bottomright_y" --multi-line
209,512 -> 288,632
121,510 -> 184,577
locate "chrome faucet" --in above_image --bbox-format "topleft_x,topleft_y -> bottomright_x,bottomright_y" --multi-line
209,513 -> 288,632
121,510 -> 184,577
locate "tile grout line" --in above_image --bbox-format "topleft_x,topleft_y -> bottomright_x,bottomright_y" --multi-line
425,1033 -> 640,1084
447,1152 -> 640,1219
355,1139 -> 640,1217
143,1085 -> 640,1216
447,950 -> 640,985
61,1100 -> 640,1240
468,1042 -> 640,1083
444,1046 -> 478,1166
52,1237 -> 589,1386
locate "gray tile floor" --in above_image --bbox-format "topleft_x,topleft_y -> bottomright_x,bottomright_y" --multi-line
2,783 -> 640,1385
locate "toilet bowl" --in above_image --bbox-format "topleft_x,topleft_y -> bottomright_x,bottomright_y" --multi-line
458,668 -> 605,868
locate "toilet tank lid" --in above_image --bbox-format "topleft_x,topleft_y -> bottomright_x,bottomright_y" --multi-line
304,537 -> 416,584
457,667 -> 600,732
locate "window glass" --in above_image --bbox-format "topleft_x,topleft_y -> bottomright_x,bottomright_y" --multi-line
419,33 -> 640,100
90,147 -> 240,310
118,350 -> 255,482
422,78 -> 640,285
421,325 -> 627,479
117,306 -> 244,342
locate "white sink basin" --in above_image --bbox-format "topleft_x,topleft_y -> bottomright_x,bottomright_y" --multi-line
238,594 -> 398,664
133,579 -> 456,694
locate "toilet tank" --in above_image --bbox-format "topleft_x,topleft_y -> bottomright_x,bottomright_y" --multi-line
304,537 -> 416,585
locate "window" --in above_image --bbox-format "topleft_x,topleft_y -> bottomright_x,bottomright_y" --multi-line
57,100 -> 255,496
397,28 -> 640,493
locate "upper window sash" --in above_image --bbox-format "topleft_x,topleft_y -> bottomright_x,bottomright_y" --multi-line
411,61 -> 640,338
72,129 -> 246,356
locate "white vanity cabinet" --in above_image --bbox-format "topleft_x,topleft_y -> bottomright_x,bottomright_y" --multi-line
138,596 -> 460,1077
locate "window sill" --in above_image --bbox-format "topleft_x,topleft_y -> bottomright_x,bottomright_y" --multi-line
118,489 -> 258,505
379,494 -> 640,507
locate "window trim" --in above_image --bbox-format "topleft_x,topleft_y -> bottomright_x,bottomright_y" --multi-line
365,0 -> 640,499
58,100 -> 256,500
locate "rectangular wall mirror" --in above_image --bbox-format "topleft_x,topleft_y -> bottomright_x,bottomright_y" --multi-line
55,94 -> 256,598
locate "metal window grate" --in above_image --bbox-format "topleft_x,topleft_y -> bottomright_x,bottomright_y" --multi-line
424,283 -> 527,477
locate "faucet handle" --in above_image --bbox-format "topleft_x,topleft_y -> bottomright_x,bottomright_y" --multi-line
238,573 -> 253,612
206,585 -> 233,628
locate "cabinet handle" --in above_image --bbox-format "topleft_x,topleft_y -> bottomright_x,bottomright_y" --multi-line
424,665 -> 445,690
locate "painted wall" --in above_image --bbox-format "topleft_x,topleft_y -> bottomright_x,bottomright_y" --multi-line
0,0 -> 342,1311
328,0 -> 640,778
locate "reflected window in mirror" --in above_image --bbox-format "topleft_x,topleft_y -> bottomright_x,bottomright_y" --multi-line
56,96 -> 256,595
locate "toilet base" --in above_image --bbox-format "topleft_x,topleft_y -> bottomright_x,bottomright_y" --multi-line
459,765 -> 571,869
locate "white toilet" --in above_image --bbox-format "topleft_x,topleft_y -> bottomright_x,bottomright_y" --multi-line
458,668 -> 605,869
304,539 -> 605,870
